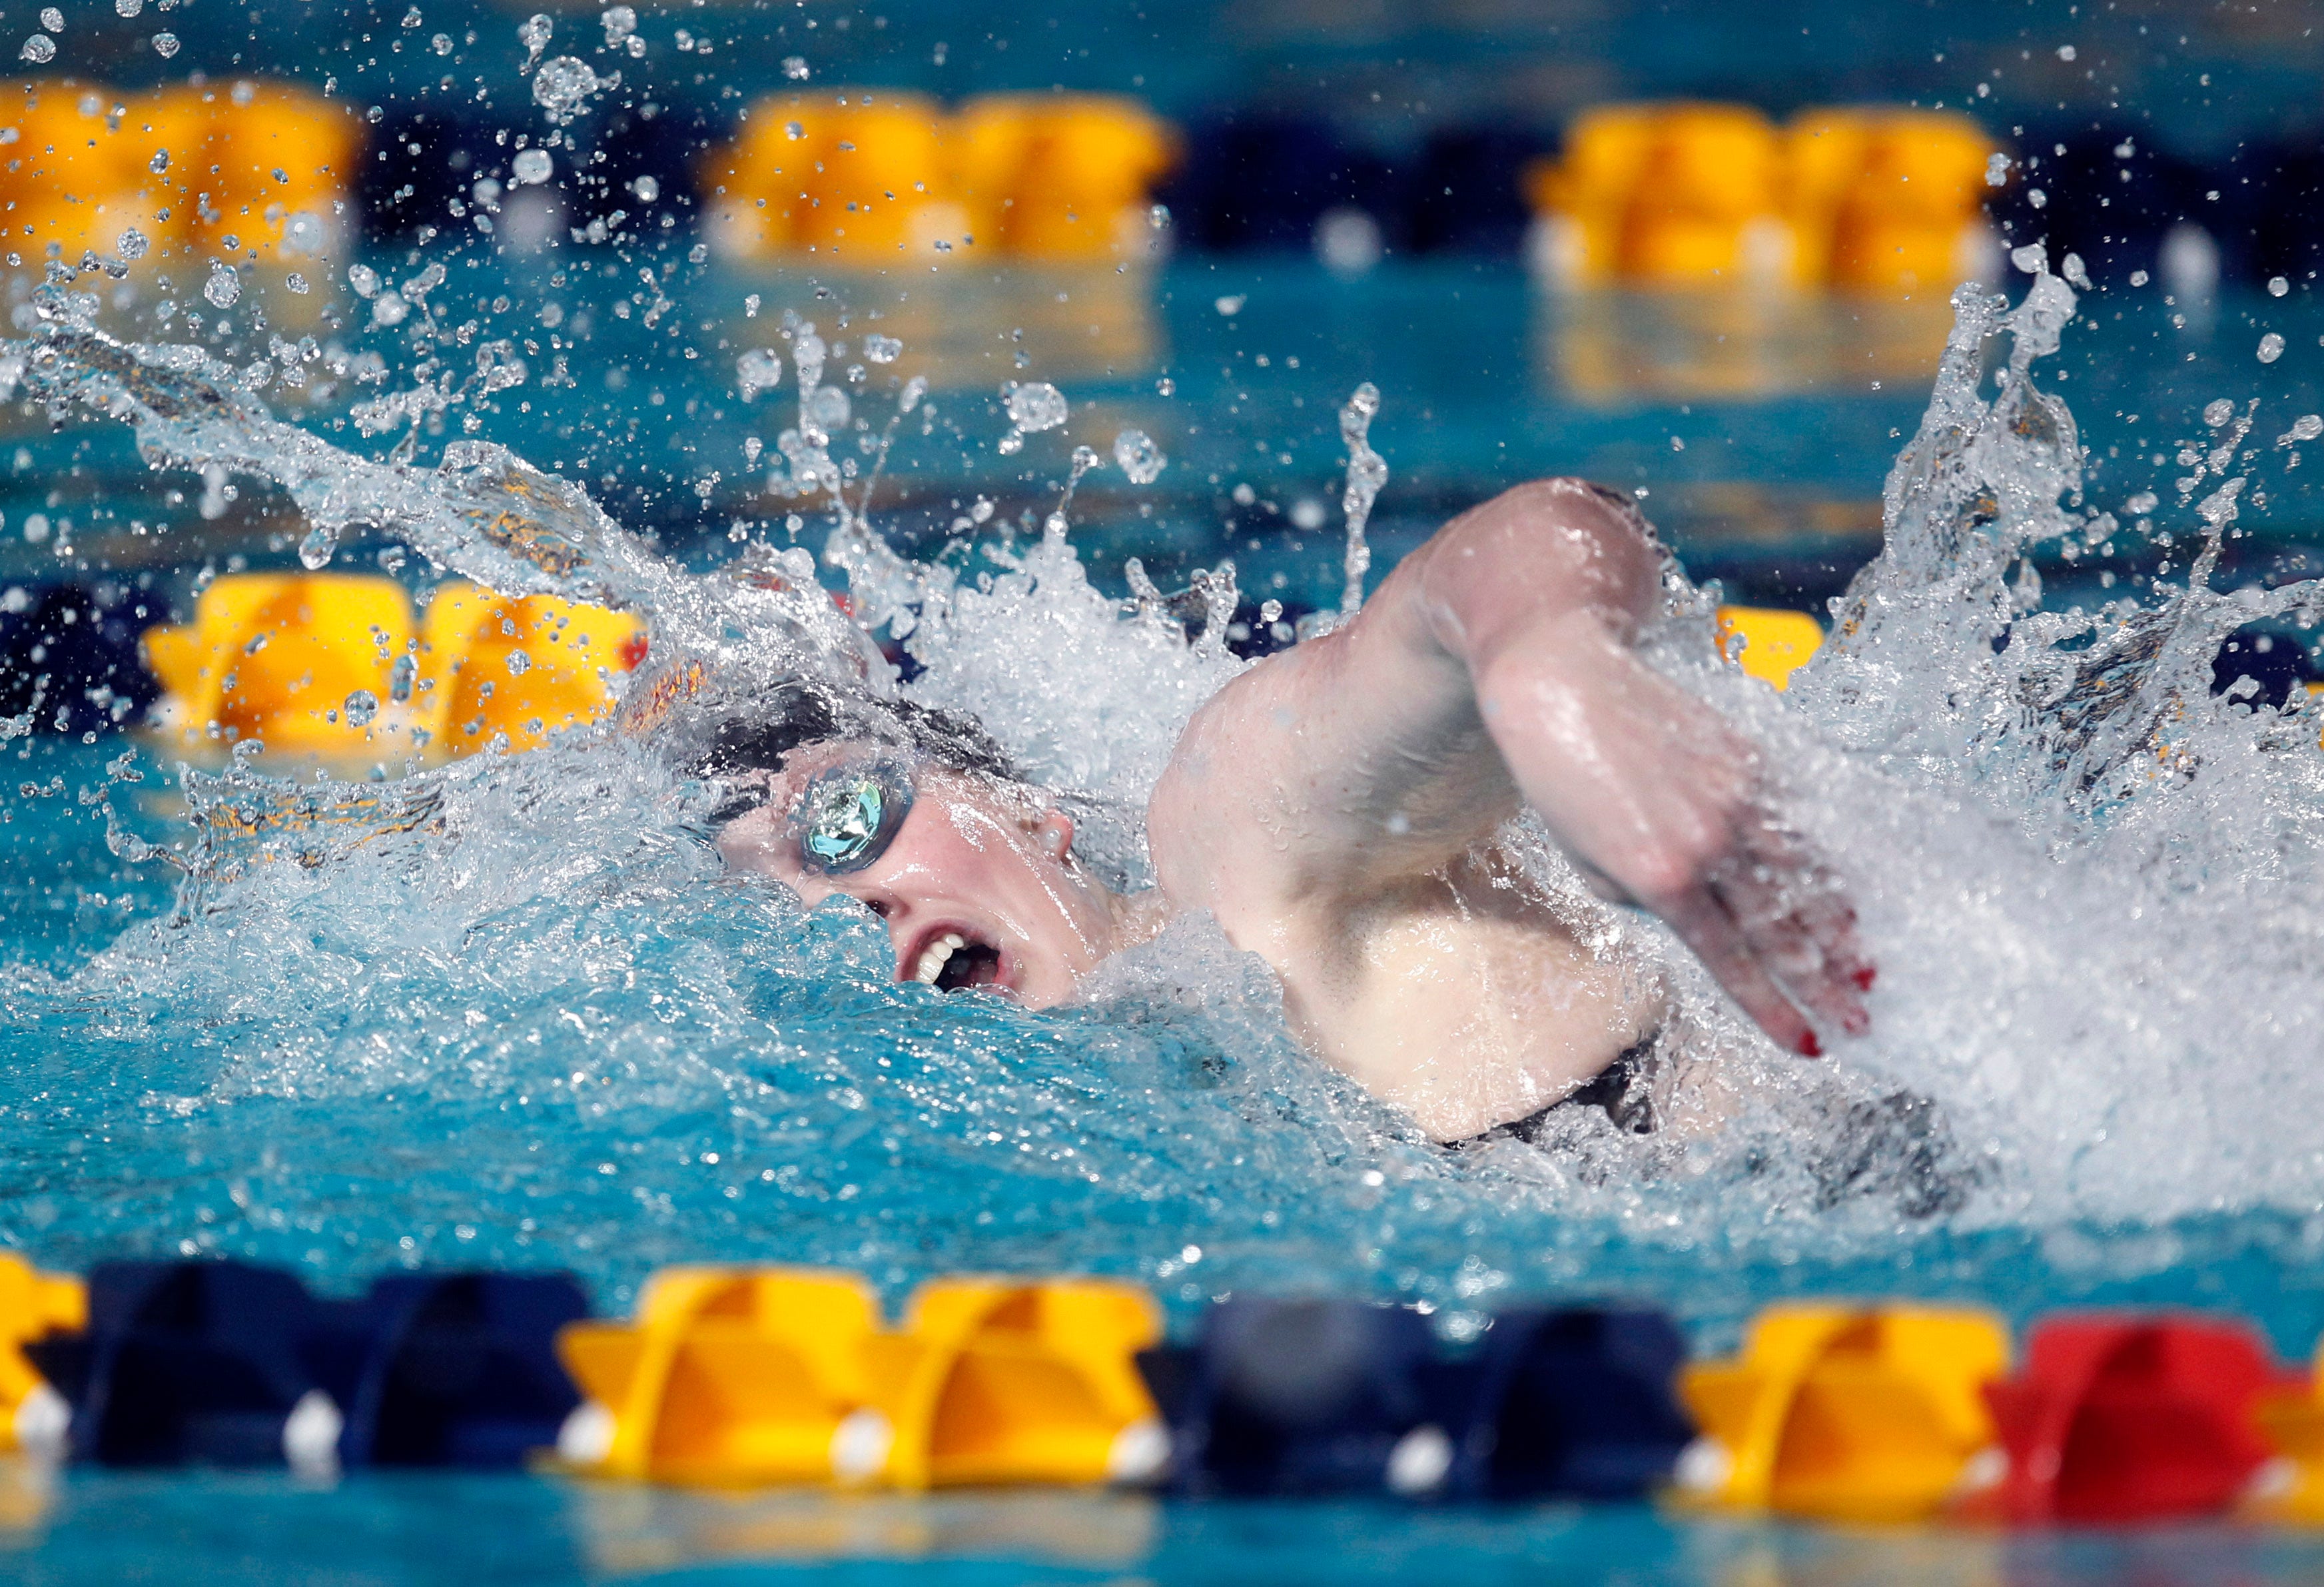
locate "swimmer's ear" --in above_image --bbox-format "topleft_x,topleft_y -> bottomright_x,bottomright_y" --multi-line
1031,807 -> 1075,861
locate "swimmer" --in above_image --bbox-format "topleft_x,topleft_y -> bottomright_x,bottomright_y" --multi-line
709,478 -> 1873,1145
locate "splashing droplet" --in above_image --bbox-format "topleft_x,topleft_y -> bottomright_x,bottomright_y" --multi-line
19,35 -> 54,63
736,348 -> 781,401
342,690 -> 379,727
510,148 -> 554,186
1337,382 -> 1388,619
296,523 -> 340,570
518,11 -> 552,68
114,0 -> 143,15
1006,382 -> 1068,434
532,57 -> 601,123
863,334 -> 901,364
115,227 -> 149,261
1112,428 -> 1166,485
781,55 -> 809,80
204,264 -> 241,308
149,31 -> 178,57
2259,332 -> 2285,364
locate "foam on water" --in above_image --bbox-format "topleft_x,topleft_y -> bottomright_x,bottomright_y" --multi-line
2,256 -> 2322,1331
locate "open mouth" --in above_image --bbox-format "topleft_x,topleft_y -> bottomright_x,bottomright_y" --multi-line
907,929 -> 1006,993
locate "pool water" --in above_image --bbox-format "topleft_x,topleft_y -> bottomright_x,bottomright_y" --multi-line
4,248 -> 2324,1580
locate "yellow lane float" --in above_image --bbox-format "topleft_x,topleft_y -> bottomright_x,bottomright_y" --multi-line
143,79 -> 356,266
1529,103 -> 1791,288
1528,101 -> 1998,294
861,1277 -> 1166,1490
2249,1341 -> 2324,1522
1788,107 -> 1998,292
0,79 -> 352,276
0,81 -> 163,266
552,1269 -> 1166,1490
952,94 -> 1176,263
139,572 -> 645,763
1675,1303 -> 2011,1522
555,1267 -> 890,1487
1715,604 -> 1824,690
705,91 -> 1174,265
703,90 -> 963,261
0,1255 -> 83,1454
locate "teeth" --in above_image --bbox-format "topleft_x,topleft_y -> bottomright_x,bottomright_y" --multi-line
913,932 -> 967,985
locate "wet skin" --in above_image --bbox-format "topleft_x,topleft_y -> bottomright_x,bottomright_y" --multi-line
720,478 -> 1872,1142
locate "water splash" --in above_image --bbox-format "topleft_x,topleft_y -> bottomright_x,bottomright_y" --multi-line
3,260 -> 2324,1333
1336,382 -> 1386,619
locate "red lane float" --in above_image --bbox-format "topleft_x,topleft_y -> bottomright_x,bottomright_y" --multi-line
1972,1315 -> 2297,1525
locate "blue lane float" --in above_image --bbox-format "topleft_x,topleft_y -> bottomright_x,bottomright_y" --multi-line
1435,1307 -> 1695,1502
1137,1298 -> 1692,1501
23,1261 -> 588,1472
306,1272 -> 589,1470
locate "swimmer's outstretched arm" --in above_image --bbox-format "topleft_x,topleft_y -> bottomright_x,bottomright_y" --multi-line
1150,476 -> 1870,1056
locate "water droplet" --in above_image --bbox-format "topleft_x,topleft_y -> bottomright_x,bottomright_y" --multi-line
781,55 -> 809,79
1006,381 -> 1067,433
899,374 -> 927,414
1214,293 -> 1246,316
115,227 -> 148,261
1148,203 -> 1171,230
736,347 -> 781,400
785,121 -> 805,141
285,272 -> 310,294
1984,153 -> 2011,187
150,32 -> 177,57
371,292 -> 409,328
506,650 -> 532,677
148,149 -> 169,175
510,147 -> 554,187
342,690 -> 379,727
2270,276 -> 2291,297
863,334 -> 902,364
114,0 -> 142,15
347,263 -> 380,298
518,11 -> 552,67
204,264 -> 241,308
2056,43 -> 2077,61
19,34 -> 54,63
629,174 -> 658,203
2285,415 -> 2323,444
2204,398 -> 2237,427
2259,332 -> 2287,364
1112,427 -> 1166,484
532,57 -> 600,123
432,33 -> 453,56
296,523 -> 338,570
599,5 -> 635,45
807,386 -> 850,429
388,654 -> 416,703
38,9 -> 63,31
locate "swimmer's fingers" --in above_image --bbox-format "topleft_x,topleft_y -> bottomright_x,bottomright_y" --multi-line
1711,836 -> 1873,1042
1649,880 -> 1823,1057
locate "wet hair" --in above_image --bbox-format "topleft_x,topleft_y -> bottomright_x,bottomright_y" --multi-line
697,685 -> 1018,825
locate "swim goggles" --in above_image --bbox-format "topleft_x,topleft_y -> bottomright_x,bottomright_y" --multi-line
789,754 -> 915,876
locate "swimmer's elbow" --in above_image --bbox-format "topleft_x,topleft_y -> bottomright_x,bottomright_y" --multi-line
1413,477 -> 1663,660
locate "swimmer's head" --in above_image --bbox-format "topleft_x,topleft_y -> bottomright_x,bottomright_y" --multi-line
701,689 -> 1118,1009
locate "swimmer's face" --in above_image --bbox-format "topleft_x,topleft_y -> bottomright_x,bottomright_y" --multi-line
713,742 -> 1114,1009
